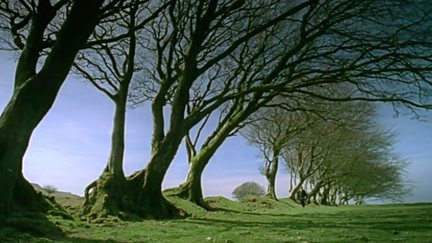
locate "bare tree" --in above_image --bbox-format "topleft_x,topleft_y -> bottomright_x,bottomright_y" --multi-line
127,0 -> 432,217
1,0 -> 431,221
240,104 -> 309,200
65,0 -> 168,218
0,0 -> 155,220
125,0 -> 322,218
0,0 -> 106,221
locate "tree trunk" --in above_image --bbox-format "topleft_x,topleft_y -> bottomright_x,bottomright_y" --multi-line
131,132 -> 184,219
308,181 -> 322,204
265,151 -> 279,200
106,89 -> 128,178
0,0 -> 104,221
320,185 -> 330,205
82,172 -> 128,219
289,171 -> 295,193
13,172 -> 52,212
166,111 -> 249,209
83,88 -> 129,218
0,75 -> 68,220
166,143 -> 222,209
166,157 -> 209,209
288,179 -> 305,200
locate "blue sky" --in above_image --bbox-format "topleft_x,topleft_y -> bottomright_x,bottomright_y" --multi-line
0,51 -> 431,202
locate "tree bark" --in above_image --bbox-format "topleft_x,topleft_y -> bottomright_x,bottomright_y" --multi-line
288,178 -> 305,200
320,185 -> 330,205
106,87 -> 128,179
167,109 -> 252,209
0,0 -> 104,221
265,151 -> 279,200
166,144 -> 221,209
131,132 -> 184,219
308,180 -> 322,204
82,86 -> 129,217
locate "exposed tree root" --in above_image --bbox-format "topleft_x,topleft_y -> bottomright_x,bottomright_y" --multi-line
82,171 -> 186,220
164,183 -> 213,211
82,172 -> 130,219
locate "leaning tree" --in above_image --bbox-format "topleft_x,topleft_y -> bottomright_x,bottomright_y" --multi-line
121,0 -> 330,217
1,0 -> 431,221
285,101 -> 411,205
0,0 -> 108,221
314,124 -> 410,205
69,0 -> 165,218
143,0 -> 432,213
0,0 -> 156,221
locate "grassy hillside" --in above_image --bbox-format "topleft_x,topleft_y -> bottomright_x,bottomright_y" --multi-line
1,196 -> 431,242
32,183 -> 84,209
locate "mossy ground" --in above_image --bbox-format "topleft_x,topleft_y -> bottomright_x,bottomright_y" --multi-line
1,195 -> 431,242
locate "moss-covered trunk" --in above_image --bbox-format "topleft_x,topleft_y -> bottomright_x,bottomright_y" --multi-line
168,114 -> 246,209
13,172 -> 51,212
134,140 -> 183,219
167,152 -> 212,209
82,6 -> 138,218
0,0 -> 104,221
0,72 -> 71,220
83,87 -> 130,218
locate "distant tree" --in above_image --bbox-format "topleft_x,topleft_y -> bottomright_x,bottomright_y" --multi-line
282,100 -> 376,201
42,185 -> 58,196
327,128 -> 411,204
232,182 -> 265,201
281,101 -> 410,205
240,101 -> 311,200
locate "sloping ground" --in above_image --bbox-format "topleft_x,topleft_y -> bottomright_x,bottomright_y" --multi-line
32,183 -> 84,209
1,195 -> 431,242
205,196 -> 301,213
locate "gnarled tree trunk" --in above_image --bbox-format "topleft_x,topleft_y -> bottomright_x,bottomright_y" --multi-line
167,156 -> 209,209
167,108 -> 255,209
132,137 -> 184,219
83,87 -> 129,218
166,139 -> 225,209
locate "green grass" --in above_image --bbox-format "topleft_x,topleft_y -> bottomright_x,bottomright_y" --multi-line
1,196 -> 431,242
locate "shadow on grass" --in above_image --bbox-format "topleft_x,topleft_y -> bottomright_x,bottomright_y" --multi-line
0,212 -> 122,243
212,207 -> 294,217
209,199 -> 303,217
50,237 -> 120,243
183,207 -> 432,235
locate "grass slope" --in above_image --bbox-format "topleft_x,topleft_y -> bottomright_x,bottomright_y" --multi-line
1,196 -> 431,242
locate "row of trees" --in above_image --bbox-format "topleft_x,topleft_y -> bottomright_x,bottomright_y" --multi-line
1,0 -> 431,221
243,99 -> 409,205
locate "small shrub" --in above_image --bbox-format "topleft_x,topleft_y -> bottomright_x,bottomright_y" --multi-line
232,182 -> 265,201
42,185 -> 58,196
